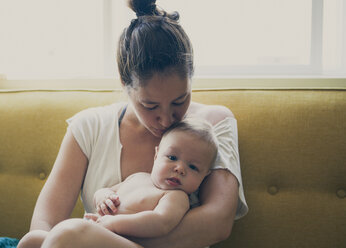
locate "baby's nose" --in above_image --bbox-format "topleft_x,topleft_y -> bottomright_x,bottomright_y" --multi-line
174,164 -> 186,175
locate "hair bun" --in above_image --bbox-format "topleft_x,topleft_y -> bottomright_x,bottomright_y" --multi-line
128,0 -> 156,17
127,0 -> 180,21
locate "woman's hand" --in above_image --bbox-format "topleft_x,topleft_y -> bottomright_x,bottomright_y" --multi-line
84,213 -> 101,222
93,188 -> 120,216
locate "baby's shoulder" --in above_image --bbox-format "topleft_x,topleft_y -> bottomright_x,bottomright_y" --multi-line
189,102 -> 235,125
160,190 -> 189,211
124,172 -> 151,182
163,189 -> 189,201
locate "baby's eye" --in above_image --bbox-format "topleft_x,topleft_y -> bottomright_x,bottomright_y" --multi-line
189,164 -> 199,172
167,155 -> 177,161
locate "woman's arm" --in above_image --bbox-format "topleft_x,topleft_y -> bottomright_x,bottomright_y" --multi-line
132,169 -> 239,248
30,129 -> 88,231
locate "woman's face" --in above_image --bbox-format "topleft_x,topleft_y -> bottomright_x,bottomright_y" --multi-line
127,72 -> 191,138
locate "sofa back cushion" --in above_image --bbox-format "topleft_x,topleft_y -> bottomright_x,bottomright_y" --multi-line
0,88 -> 345,248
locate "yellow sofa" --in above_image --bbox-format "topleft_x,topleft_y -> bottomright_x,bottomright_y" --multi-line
0,79 -> 345,248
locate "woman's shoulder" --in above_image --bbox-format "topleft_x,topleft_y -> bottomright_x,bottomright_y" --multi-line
69,102 -> 126,122
188,102 -> 235,125
81,102 -> 126,116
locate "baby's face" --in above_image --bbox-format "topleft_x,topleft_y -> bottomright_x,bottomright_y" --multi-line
151,130 -> 214,194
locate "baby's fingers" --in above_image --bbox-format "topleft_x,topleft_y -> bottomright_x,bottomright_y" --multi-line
99,203 -> 111,215
109,194 -> 120,207
105,199 -> 118,214
96,206 -> 104,216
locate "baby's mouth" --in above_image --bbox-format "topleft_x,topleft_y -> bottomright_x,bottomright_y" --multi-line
166,177 -> 181,186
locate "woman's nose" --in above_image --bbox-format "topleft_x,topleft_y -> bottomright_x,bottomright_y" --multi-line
158,110 -> 175,128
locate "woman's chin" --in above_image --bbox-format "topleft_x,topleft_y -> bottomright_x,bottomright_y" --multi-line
150,128 -> 165,138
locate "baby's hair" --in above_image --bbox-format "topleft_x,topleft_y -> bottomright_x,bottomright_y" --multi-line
118,0 -> 194,88
162,118 -> 219,168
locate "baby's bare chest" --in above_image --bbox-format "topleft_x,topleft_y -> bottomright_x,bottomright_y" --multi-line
116,175 -> 165,214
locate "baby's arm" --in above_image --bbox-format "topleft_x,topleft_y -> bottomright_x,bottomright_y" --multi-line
97,190 -> 190,237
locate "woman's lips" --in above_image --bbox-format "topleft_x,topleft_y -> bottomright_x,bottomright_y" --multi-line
152,127 -> 166,136
166,177 -> 181,187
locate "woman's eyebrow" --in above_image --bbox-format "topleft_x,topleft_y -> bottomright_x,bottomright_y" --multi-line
174,92 -> 188,101
142,92 -> 188,104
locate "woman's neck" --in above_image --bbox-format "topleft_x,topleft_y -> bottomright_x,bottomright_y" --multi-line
122,104 -> 161,144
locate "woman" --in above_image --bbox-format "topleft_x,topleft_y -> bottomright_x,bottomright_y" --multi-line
18,0 -> 248,247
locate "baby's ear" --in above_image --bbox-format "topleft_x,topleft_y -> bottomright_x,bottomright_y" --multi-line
154,146 -> 159,160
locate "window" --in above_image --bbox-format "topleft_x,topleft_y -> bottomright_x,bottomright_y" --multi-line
0,0 -> 105,79
152,0 -> 346,76
0,0 -> 345,79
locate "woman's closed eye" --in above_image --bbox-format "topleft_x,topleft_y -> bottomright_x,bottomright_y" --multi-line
172,100 -> 185,106
142,104 -> 158,110
142,99 -> 185,110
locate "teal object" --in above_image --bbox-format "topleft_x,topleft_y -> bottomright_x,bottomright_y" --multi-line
0,237 -> 19,248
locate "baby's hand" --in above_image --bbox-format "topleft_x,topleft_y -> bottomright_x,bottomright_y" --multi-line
93,215 -> 117,232
84,213 -> 117,232
93,188 -> 120,216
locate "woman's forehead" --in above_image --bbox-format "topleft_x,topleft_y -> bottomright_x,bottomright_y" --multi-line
136,73 -> 191,100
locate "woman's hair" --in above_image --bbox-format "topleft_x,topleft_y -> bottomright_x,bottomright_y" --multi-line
162,118 -> 219,167
118,0 -> 194,88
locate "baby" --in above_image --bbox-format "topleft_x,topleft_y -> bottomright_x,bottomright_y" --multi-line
85,118 -> 218,238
